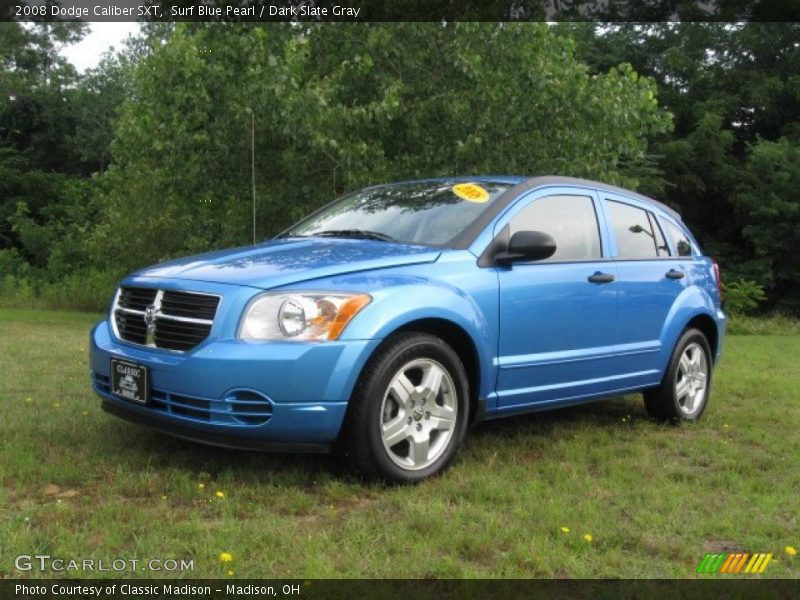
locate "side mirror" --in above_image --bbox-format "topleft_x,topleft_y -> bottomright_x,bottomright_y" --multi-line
495,230 -> 557,264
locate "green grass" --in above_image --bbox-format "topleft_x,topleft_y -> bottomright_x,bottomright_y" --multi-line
727,312 -> 800,336
0,308 -> 798,579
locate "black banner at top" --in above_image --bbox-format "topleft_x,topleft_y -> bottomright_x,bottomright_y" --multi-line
4,0 -> 800,22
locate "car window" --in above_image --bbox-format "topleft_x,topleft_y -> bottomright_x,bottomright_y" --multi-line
509,195 -> 601,262
287,180 -> 513,247
663,219 -> 694,257
605,200 -> 665,259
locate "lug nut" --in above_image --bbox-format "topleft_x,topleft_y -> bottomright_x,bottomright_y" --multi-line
416,423 -> 422,431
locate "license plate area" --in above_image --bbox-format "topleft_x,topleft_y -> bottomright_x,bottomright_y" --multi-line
110,358 -> 150,405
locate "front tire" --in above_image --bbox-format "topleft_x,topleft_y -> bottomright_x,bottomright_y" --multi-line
340,332 -> 470,483
644,327 -> 712,422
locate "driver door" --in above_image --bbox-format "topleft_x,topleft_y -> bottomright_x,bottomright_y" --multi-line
495,191 -> 619,410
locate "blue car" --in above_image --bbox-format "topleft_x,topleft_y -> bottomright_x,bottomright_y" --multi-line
90,176 -> 726,482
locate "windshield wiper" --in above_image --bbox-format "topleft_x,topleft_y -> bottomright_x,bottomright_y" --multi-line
311,229 -> 397,242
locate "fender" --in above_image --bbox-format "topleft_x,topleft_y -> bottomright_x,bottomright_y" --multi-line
658,283 -> 719,374
332,275 -> 497,402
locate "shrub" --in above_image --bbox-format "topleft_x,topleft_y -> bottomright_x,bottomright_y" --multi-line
724,279 -> 766,316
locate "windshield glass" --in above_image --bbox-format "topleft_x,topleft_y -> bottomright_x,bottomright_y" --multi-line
285,180 -> 513,246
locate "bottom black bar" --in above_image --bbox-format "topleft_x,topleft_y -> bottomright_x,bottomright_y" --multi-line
3,579 -> 799,600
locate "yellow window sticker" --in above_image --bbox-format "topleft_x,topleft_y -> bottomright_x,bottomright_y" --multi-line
452,183 -> 490,203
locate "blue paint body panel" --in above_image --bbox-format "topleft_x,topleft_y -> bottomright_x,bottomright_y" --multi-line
90,176 -> 726,450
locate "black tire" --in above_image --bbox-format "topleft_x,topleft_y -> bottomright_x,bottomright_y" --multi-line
644,327 -> 713,422
339,332 -> 470,483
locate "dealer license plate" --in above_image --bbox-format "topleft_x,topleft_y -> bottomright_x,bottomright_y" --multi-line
110,358 -> 150,405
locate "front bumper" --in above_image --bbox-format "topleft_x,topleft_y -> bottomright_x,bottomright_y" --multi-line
90,319 -> 381,448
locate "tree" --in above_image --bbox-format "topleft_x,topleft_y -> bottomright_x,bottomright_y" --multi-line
90,23 -> 672,273
566,22 -> 800,311
736,138 -> 800,312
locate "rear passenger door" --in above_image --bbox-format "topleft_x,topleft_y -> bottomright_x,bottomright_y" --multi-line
601,195 -> 686,387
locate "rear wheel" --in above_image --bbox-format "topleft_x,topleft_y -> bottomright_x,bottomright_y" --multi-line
644,327 -> 712,422
340,332 -> 470,483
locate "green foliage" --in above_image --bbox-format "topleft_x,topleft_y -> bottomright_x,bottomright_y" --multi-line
727,313 -> 800,336
735,137 -> 800,313
568,23 -> 800,313
723,279 -> 766,316
89,23 -> 672,274
0,268 -> 118,312
0,22 -> 135,308
3,22 -> 800,315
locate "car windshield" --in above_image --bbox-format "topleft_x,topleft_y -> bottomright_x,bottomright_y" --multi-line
284,180 -> 513,246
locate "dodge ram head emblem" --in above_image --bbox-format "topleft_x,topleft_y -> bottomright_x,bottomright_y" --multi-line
144,304 -> 157,328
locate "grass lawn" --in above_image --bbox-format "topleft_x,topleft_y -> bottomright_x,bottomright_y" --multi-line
0,308 -> 798,579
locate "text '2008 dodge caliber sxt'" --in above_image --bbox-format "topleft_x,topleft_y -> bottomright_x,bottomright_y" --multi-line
91,176 -> 726,482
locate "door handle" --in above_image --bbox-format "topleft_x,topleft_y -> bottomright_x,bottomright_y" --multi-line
588,272 -> 615,284
665,269 -> 685,280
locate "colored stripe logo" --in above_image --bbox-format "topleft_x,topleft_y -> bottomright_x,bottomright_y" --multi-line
697,552 -> 773,574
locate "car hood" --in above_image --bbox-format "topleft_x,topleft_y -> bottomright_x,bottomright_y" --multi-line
132,237 -> 442,289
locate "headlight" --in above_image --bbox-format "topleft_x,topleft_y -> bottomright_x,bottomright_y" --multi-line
239,292 -> 371,341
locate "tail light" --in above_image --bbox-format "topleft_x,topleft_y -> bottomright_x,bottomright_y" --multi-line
711,258 -> 724,301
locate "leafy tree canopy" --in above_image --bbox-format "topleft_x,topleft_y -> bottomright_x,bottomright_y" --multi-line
90,23 -> 672,272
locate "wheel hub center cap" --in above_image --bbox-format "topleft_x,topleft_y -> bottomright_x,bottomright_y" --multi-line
413,407 -> 424,422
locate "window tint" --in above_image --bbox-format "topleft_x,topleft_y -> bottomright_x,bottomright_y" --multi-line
509,195 -> 601,261
606,200 -> 663,259
663,220 -> 694,257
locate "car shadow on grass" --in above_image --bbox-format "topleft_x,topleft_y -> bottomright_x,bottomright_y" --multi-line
100,393 -> 650,485
104,423 -> 344,485
471,394 -> 648,438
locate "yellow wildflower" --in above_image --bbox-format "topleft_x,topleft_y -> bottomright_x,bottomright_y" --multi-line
219,552 -> 233,563
560,527 -> 570,533
215,490 -> 226,499
198,483 -> 205,490
583,534 -> 593,543
785,546 -> 797,556
227,570 -> 235,576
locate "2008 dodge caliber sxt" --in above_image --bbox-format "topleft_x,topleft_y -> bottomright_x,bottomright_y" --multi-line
91,176 -> 727,482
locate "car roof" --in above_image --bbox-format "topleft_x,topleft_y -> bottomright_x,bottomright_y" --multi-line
513,175 -> 682,220
438,175 -> 683,250
397,175 -> 680,221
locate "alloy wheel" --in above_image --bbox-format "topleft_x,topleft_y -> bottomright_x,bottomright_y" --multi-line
674,341 -> 709,416
379,358 -> 458,471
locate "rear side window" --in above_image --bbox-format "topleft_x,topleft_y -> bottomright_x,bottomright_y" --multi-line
509,194 -> 601,262
605,200 -> 666,259
663,220 -> 694,257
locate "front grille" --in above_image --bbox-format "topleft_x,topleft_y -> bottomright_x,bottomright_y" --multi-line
160,290 -> 219,320
118,287 -> 157,311
92,373 -> 273,427
113,287 -> 220,352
